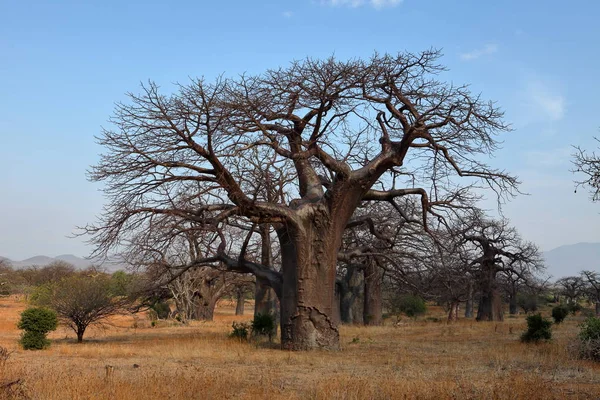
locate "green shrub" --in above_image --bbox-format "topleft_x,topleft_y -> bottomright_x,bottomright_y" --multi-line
552,305 -> 569,324
20,331 -> 51,350
390,294 -> 427,318
578,317 -> 600,341
229,322 -> 250,341
17,308 -> 58,334
251,313 -> 276,340
575,317 -> 600,361
520,313 -> 552,343
17,307 -> 58,350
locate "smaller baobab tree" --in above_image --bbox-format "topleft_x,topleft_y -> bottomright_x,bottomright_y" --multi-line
556,276 -> 586,306
581,271 -> 600,316
456,213 -> 543,322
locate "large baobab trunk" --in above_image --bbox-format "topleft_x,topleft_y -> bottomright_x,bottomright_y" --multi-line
476,263 -> 503,321
277,211 -> 341,351
465,281 -> 474,318
448,301 -> 460,322
363,259 -> 383,326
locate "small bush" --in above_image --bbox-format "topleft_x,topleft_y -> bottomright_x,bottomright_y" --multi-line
17,307 -> 58,333
552,305 -> 569,324
251,313 -> 276,340
229,322 -> 250,341
576,317 -> 600,361
17,307 -> 58,350
578,317 -> 600,341
520,313 -> 552,343
390,294 -> 427,318
20,331 -> 51,350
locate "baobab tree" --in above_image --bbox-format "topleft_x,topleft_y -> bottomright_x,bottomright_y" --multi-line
456,214 -> 543,321
85,50 -> 518,350
556,276 -> 586,305
581,271 -> 600,316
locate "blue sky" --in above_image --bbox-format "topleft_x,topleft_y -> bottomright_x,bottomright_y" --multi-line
1,0 -> 599,260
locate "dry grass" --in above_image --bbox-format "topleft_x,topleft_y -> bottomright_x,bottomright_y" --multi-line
1,297 -> 599,399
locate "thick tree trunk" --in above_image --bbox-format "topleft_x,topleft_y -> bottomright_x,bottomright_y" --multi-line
192,297 -> 217,321
476,263 -> 503,321
465,281 -> 474,318
76,326 -> 85,343
338,265 -> 363,324
596,301 -> 600,317
448,301 -> 459,322
363,259 -> 383,326
235,290 -> 245,315
277,214 -> 340,351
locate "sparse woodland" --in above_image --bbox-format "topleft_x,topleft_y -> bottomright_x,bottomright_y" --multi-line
2,51 -> 600,399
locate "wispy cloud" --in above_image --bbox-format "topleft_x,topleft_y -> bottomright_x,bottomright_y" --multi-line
319,0 -> 403,9
282,11 -> 293,18
525,81 -> 565,122
460,44 -> 498,61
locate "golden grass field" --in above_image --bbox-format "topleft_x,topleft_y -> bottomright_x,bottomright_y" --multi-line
1,297 -> 599,399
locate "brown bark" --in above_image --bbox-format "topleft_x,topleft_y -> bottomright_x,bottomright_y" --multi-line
277,209 -> 342,351
192,295 -> 217,321
363,259 -> 383,326
596,301 -> 600,317
76,327 -> 85,343
476,262 -> 503,321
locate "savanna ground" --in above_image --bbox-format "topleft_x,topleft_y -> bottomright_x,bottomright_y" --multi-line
1,297 -> 599,399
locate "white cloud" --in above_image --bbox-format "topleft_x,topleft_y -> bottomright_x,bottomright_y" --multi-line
320,0 -> 403,9
525,81 -> 565,122
460,44 -> 498,61
282,11 -> 293,18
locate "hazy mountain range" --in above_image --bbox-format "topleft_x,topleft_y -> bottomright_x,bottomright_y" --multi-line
1,242 -> 599,280
0,254 -> 125,272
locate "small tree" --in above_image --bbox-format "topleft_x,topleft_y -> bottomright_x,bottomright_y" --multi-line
520,314 -> 552,343
17,307 -> 58,350
35,274 -> 127,342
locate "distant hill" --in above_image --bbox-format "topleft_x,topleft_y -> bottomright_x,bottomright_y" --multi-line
0,254 -> 126,272
543,242 -> 600,280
